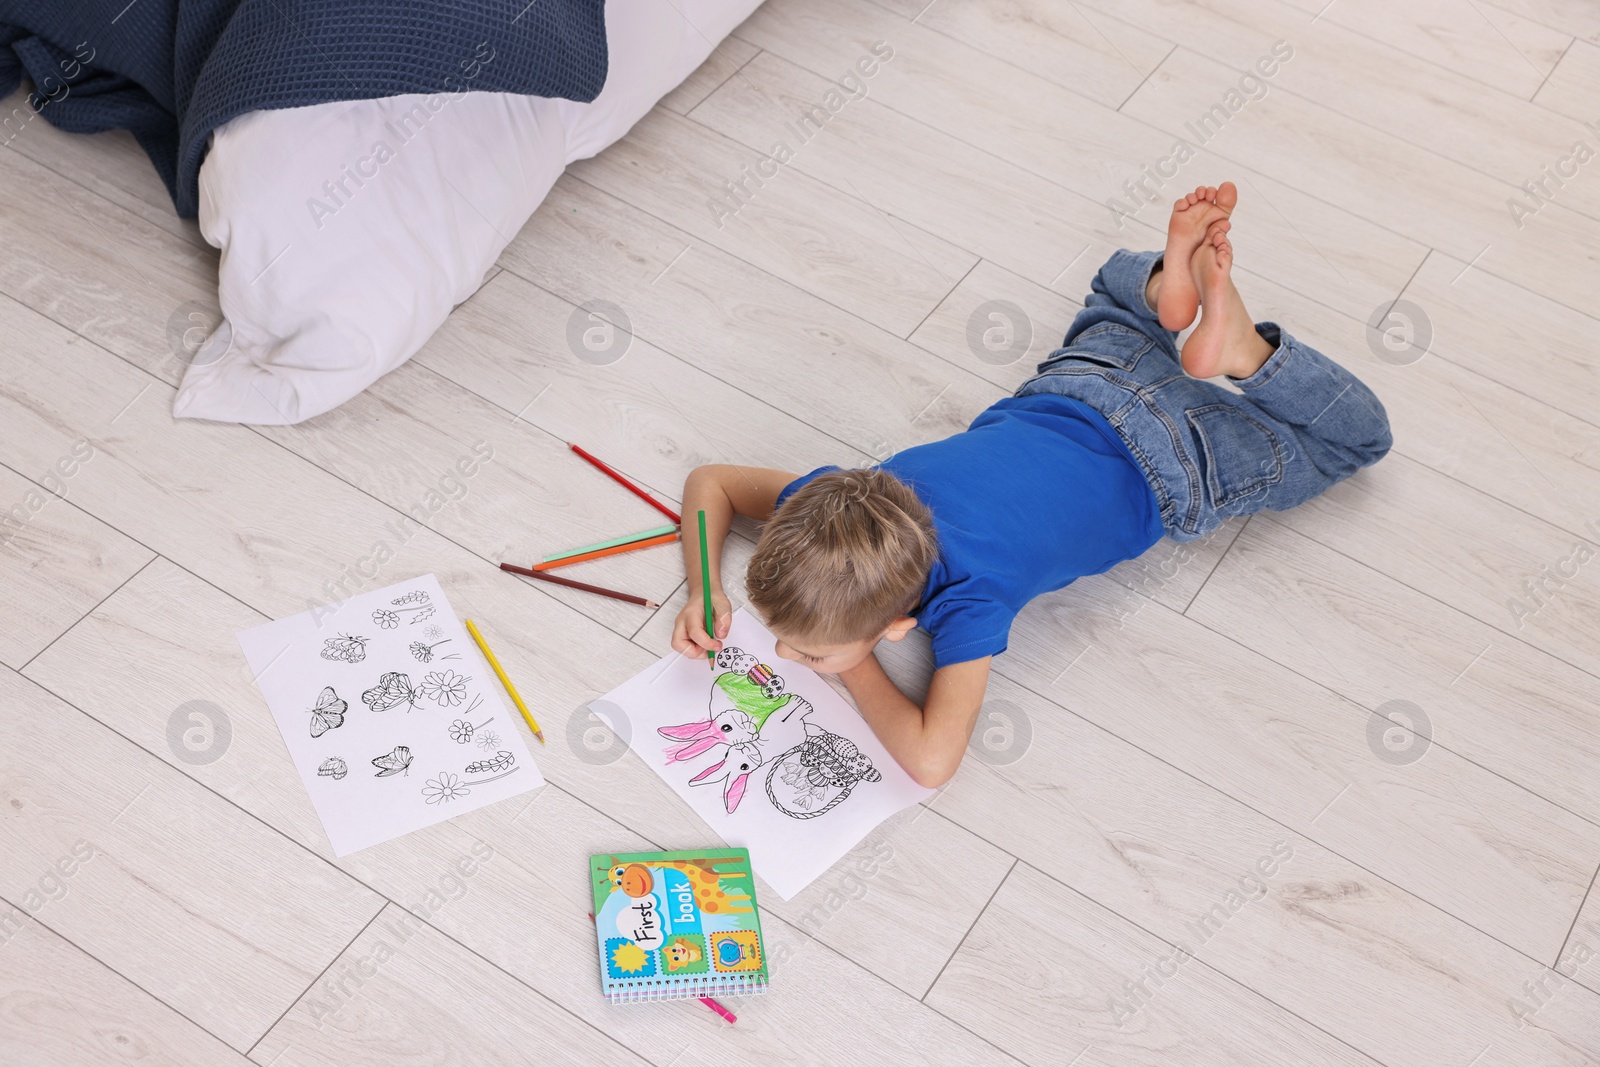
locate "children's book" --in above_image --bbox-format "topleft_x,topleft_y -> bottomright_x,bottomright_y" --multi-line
590,848 -> 770,1003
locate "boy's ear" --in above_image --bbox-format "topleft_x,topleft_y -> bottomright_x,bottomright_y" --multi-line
881,616 -> 918,643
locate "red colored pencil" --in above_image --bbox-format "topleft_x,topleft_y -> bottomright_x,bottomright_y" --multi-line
499,563 -> 659,608
569,443 -> 682,524
532,531 -> 679,571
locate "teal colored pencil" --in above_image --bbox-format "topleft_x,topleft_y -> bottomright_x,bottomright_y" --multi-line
698,510 -> 714,668
541,524 -> 679,563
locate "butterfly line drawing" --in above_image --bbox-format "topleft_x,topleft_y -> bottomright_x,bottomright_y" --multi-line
371,746 -> 413,777
320,634 -> 368,664
308,687 -> 347,738
318,757 -> 348,780
362,672 -> 421,713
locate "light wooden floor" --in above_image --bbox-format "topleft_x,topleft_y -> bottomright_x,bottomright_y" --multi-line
3,0 -> 1600,1064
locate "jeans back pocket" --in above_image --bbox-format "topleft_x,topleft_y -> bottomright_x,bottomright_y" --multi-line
1186,403 -> 1284,508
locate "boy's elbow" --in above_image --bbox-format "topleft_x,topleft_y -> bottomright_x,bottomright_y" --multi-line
907,753 -> 959,790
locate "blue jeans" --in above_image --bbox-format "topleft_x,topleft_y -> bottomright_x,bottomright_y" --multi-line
1016,250 -> 1393,542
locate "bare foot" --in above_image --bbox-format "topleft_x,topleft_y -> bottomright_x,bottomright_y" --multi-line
1180,224 -> 1274,380
1157,182 -> 1238,331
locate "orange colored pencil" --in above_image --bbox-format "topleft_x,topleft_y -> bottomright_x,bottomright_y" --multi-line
531,531 -> 680,571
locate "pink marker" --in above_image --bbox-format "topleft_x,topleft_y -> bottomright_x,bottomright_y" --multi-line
700,996 -> 737,1024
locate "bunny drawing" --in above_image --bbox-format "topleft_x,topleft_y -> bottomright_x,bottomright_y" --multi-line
660,708 -> 757,764
687,741 -> 764,813
656,647 -> 814,815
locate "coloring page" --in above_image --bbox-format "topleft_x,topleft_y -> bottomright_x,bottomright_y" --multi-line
238,574 -> 542,856
593,610 -> 933,899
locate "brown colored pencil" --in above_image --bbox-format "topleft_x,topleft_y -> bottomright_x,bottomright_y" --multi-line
499,562 -> 660,608
532,531 -> 680,571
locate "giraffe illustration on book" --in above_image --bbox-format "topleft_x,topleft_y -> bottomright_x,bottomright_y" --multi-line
601,854 -> 754,915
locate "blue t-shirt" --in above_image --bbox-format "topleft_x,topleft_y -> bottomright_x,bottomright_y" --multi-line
776,393 -> 1164,668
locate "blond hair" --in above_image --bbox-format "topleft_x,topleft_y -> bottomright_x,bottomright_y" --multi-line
747,468 -> 937,645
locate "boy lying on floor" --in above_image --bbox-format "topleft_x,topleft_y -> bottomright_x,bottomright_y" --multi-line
673,182 -> 1392,787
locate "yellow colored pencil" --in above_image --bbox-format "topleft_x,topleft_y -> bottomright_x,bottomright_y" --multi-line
465,618 -> 544,744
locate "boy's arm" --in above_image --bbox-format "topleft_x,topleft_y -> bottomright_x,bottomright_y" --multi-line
837,654 -> 992,788
674,465 -> 799,658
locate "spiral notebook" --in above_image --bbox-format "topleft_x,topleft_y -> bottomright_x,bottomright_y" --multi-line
590,848 -> 770,1003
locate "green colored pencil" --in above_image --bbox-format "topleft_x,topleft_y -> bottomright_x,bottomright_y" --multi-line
698,510 -> 714,668
540,523 -> 679,563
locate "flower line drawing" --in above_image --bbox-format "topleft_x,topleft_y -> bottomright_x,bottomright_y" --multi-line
422,772 -> 469,804
779,760 -> 826,809
376,595 -> 435,628
410,639 -> 458,663
450,715 -> 494,744
420,669 -> 471,707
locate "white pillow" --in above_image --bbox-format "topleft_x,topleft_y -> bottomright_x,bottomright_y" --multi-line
174,0 -> 763,424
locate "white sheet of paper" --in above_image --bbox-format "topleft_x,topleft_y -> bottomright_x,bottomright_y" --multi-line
237,574 -> 543,856
593,610 -> 933,899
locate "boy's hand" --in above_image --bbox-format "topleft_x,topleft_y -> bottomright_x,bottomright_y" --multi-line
672,591 -> 733,659
672,465 -> 796,662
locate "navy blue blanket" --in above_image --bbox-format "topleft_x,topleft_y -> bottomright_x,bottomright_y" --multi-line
0,0 -> 607,218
